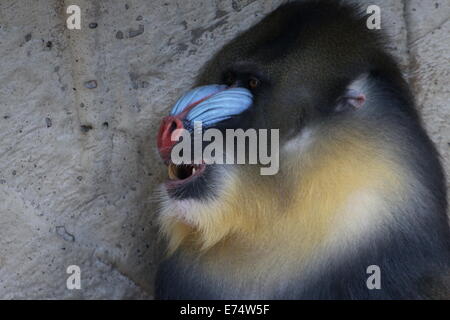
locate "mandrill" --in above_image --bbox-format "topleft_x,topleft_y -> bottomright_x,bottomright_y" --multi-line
154,1 -> 450,299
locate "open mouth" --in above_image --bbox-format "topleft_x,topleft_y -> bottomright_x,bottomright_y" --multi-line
166,162 -> 206,187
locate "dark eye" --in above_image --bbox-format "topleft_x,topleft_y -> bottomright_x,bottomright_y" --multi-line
248,77 -> 260,89
224,72 -> 236,86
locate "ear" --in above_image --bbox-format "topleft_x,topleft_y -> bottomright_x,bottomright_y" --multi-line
335,74 -> 368,112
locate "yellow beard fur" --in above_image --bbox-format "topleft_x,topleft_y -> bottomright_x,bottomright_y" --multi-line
158,123 -> 409,284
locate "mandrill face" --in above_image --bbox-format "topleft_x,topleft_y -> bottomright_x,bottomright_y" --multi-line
156,84 -> 254,200
155,1 -> 450,300
157,2 -> 380,203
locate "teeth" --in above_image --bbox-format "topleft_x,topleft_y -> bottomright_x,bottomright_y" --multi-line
167,164 -> 203,181
168,164 -> 177,180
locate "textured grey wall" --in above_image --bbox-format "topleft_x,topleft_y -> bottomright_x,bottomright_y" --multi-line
0,0 -> 448,299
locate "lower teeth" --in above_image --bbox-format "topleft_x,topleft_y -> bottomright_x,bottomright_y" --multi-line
168,164 -> 201,180
168,164 -> 177,180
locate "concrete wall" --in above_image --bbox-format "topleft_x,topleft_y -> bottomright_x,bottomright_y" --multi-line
0,0 -> 448,299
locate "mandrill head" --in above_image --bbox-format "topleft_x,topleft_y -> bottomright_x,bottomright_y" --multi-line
155,0 -> 446,265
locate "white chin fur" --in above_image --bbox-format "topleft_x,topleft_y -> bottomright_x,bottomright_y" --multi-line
157,166 -> 234,226
158,186 -> 201,225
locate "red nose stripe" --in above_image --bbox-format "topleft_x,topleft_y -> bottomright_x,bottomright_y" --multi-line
156,88 -> 226,162
157,116 -> 184,161
157,87 -> 228,162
